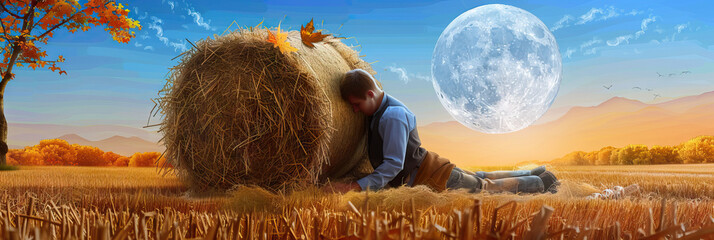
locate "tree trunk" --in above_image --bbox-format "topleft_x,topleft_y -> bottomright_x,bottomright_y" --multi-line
0,45 -> 22,167
0,95 -> 6,166
0,1 -> 36,166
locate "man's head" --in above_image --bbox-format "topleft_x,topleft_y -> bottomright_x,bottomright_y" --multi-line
340,69 -> 383,116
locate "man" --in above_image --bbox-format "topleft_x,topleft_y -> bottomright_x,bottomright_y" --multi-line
324,69 -> 559,194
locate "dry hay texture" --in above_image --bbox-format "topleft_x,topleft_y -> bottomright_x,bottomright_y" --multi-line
155,27 -> 377,192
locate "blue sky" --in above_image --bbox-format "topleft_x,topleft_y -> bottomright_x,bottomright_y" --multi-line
5,0 -> 714,129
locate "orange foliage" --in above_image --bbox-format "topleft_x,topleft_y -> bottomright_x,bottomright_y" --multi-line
300,18 -> 330,48
113,156 -> 130,167
1,0 -> 141,80
3,138 -> 142,167
679,136 -> 714,163
6,139 -> 172,168
266,23 -> 297,54
128,152 -> 162,167
5,156 -> 18,165
74,145 -> 109,166
552,136 -> 714,165
102,151 -> 123,165
6,148 -> 43,165
34,139 -> 77,166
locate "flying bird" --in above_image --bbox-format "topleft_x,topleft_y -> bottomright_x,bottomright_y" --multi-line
668,73 -> 677,77
653,94 -> 661,100
681,70 -> 691,74
633,87 -> 642,90
603,85 -> 612,90
656,72 -> 664,77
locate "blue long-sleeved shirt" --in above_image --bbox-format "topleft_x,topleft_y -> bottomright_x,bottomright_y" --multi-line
356,94 -> 419,191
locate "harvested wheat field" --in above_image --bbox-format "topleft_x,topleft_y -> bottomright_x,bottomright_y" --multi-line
1,165 -> 713,239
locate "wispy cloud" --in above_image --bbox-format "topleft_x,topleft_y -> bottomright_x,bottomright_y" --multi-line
144,46 -> 154,51
187,8 -> 214,31
575,6 -> 619,25
387,66 -> 409,84
600,6 -> 620,21
563,48 -> 576,59
635,16 -> 657,38
575,8 -> 603,25
577,38 -> 602,56
670,23 -> 688,41
132,6 -> 148,20
675,23 -> 688,33
606,35 -> 633,46
147,16 -> 188,52
627,9 -> 644,16
583,47 -> 599,55
413,74 -> 431,82
553,6 -> 638,31
580,38 -> 602,50
551,15 -> 573,31
604,15 -> 655,47
385,66 -> 430,84
167,1 -> 175,10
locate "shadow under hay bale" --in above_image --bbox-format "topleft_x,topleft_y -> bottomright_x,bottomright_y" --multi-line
155,27 -> 377,192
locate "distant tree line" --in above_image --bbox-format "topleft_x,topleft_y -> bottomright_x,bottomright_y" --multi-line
552,136 -> 714,165
5,139 -> 169,167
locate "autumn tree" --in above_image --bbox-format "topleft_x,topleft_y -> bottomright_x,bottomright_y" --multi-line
0,0 -> 140,165
596,146 -> 616,165
113,155 -> 129,166
608,148 -> 621,165
101,151 -> 122,165
128,151 -> 160,167
34,139 -> 76,165
649,145 -> 680,164
617,144 -> 650,165
74,144 -> 107,166
6,147 -> 42,165
679,136 -> 714,163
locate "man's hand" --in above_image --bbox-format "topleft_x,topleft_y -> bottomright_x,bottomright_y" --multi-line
322,181 -> 362,194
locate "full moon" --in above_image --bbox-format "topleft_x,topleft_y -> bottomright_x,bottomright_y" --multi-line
431,4 -> 561,134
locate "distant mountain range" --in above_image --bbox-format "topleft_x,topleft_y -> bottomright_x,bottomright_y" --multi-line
7,123 -> 164,156
55,134 -> 164,156
418,91 -> 714,166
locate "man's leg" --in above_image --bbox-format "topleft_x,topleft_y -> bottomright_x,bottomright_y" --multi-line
480,176 -> 544,193
473,166 -> 547,180
445,167 -> 482,193
447,167 -> 557,194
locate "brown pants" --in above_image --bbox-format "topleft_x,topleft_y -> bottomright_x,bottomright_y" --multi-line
411,151 -> 455,192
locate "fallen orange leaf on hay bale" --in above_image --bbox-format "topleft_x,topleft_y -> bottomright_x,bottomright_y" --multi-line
300,18 -> 330,47
266,23 -> 298,54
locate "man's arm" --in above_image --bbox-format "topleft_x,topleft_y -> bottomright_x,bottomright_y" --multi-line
356,107 -> 410,191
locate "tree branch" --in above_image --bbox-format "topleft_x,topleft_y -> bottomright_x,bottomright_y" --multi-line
35,0 -> 114,41
30,4 -> 58,31
1,0 -> 37,93
0,2 -> 22,19
0,16 -> 13,42
34,10 -> 81,40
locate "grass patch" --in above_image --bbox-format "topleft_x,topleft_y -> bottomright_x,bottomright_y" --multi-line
0,164 -> 18,171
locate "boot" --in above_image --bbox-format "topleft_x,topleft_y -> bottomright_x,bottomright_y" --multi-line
538,171 -> 559,193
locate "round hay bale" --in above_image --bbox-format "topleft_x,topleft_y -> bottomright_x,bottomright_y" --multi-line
155,27 -> 377,192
